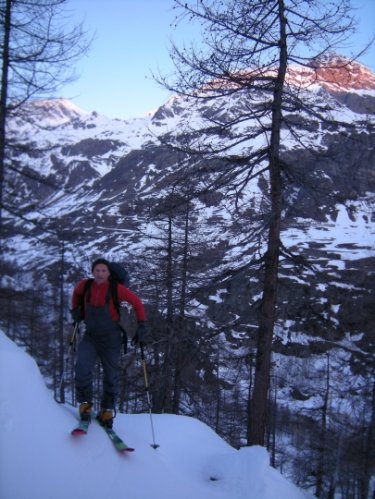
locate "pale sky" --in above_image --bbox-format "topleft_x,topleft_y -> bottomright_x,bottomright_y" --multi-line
60,0 -> 375,120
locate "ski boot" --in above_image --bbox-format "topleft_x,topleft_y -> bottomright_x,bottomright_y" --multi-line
79,402 -> 92,422
97,408 -> 114,429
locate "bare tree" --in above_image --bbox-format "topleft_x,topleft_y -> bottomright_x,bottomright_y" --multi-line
158,0 -> 363,446
0,0 -> 91,225
141,188 -> 197,413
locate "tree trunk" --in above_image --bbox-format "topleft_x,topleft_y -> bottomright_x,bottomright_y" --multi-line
362,381 -> 375,499
172,197 -> 190,413
316,354 -> 330,497
0,0 -> 11,226
57,240 -> 66,404
248,0 -> 287,446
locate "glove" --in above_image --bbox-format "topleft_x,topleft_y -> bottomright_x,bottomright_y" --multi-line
131,321 -> 147,346
70,308 -> 83,323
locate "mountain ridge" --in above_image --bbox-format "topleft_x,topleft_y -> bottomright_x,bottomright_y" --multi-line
11,57 -> 375,129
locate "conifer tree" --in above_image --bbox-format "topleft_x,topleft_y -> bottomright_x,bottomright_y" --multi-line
161,0 -> 361,445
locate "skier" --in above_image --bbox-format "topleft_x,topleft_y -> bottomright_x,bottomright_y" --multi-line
70,257 -> 147,429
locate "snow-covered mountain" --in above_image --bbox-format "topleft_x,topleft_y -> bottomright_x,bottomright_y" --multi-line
4,58 -> 374,334
1,57 -> 374,497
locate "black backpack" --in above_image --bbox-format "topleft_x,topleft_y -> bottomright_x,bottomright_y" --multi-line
108,262 -> 130,288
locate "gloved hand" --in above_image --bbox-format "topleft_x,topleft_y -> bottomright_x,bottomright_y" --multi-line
70,308 -> 83,323
131,321 -> 148,346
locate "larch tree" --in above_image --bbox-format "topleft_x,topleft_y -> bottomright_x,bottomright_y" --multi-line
0,0 -> 91,226
158,0 -> 362,446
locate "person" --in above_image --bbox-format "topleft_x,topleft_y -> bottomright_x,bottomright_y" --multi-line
70,258 -> 147,429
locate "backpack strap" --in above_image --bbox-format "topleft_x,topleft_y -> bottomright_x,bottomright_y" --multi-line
77,278 -> 93,317
109,279 -> 120,314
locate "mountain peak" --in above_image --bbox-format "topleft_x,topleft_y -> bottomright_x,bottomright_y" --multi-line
295,55 -> 375,93
196,54 -> 375,102
21,98 -> 89,126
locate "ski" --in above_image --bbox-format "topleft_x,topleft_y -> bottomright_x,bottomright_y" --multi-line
100,426 -> 135,453
70,419 -> 134,452
71,419 -> 90,435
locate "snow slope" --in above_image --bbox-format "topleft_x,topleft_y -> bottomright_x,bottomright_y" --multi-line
0,331 -> 314,499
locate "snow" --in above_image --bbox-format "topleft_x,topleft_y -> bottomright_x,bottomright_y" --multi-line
0,330 -> 314,499
284,200 -> 375,263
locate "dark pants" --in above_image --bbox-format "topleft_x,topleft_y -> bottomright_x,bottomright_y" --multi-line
75,304 -> 122,409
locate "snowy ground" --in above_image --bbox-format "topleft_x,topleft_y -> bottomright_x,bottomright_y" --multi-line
0,330 -> 314,499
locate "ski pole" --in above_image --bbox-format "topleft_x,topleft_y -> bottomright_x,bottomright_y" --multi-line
57,322 -> 79,403
140,342 -> 159,449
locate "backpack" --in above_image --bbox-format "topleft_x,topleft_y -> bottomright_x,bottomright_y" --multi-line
108,262 -> 130,288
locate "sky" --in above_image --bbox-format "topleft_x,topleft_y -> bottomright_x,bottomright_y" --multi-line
60,0 -> 375,120
0,330 -> 314,499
